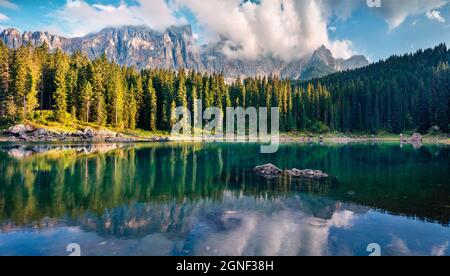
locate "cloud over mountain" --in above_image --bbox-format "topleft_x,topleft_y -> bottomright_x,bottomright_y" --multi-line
54,0 -> 182,37
48,0 -> 450,61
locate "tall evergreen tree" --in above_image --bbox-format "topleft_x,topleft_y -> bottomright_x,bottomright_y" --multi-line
145,77 -> 158,131
0,41 -> 10,118
80,81 -> 93,122
53,50 -> 69,123
176,73 -> 188,108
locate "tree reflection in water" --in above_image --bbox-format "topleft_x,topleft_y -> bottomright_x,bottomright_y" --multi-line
0,142 -> 449,256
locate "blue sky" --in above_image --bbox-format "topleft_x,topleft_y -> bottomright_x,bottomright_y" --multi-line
1,0 -> 450,62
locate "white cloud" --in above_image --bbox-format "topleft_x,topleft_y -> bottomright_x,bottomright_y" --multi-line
48,0 -> 450,60
431,241 -> 448,256
53,0 -> 182,37
329,210 -> 355,229
172,0 -> 450,61
319,0 -> 362,20
426,10 -> 446,23
175,0 -> 354,61
319,0 -> 449,30
0,12 -> 9,21
92,4 -> 119,12
387,235 -> 412,255
66,0 -> 81,8
0,0 -> 18,10
375,0 -> 449,30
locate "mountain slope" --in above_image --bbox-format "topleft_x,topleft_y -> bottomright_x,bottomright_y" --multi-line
0,25 -> 369,80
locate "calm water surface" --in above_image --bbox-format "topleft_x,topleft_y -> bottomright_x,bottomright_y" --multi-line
0,142 -> 449,256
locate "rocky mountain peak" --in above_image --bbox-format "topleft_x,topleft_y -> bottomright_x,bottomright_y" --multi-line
0,25 -> 369,80
337,55 -> 370,71
310,45 -> 337,69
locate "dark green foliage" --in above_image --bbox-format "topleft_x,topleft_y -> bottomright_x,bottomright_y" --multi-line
0,41 -> 448,134
297,44 -> 450,133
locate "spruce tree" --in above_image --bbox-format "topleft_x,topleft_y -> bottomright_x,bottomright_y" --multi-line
176,73 -> 188,108
0,41 -> 10,118
80,81 -> 93,122
110,68 -> 124,129
147,77 -> 158,131
53,50 -> 69,124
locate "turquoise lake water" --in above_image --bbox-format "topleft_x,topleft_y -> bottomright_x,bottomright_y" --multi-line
0,142 -> 449,256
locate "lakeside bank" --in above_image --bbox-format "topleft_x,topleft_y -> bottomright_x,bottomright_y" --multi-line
0,123 -> 448,144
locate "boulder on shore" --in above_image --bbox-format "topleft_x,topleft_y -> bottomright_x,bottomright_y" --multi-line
82,128 -> 95,139
253,164 -> 283,178
410,133 -> 422,143
30,128 -> 51,137
284,169 -> 329,179
7,124 -> 35,136
96,129 -> 118,139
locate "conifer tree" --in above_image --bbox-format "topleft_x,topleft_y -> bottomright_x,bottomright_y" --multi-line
110,68 -> 125,128
80,81 -> 93,122
0,41 -> 10,118
176,73 -> 188,108
53,50 -> 69,123
147,77 -> 158,131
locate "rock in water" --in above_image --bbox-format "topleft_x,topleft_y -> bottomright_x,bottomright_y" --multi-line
253,164 -> 283,179
284,169 -> 329,179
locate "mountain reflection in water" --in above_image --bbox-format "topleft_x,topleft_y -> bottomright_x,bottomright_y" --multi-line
0,142 -> 449,256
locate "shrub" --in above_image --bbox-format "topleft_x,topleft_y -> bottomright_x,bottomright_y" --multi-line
428,125 -> 441,135
311,121 -> 330,134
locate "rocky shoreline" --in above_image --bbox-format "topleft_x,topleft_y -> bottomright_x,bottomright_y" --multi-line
1,124 -> 447,145
2,124 -> 168,143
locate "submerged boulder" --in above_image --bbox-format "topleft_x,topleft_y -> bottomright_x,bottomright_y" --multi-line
285,169 -> 329,179
253,164 -> 283,178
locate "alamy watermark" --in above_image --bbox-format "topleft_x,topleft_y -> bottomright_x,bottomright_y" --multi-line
367,0 -> 381,8
170,99 -> 280,154
367,243 -> 381,256
66,243 -> 81,256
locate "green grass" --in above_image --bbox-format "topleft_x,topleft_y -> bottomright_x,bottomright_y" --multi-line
123,128 -> 170,138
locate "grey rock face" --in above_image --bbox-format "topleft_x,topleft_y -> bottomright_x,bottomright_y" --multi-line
0,28 -> 68,50
1,25 -> 369,80
7,124 -> 36,136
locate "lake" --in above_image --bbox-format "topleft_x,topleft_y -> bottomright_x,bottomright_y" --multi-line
0,142 -> 449,256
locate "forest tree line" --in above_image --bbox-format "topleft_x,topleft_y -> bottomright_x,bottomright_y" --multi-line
0,41 -> 449,134
300,44 -> 450,133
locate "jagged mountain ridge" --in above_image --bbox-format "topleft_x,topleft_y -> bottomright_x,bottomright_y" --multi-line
0,25 -> 369,80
